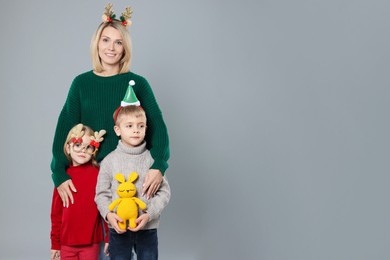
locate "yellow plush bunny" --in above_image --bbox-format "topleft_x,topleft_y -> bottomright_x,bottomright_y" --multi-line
109,172 -> 147,230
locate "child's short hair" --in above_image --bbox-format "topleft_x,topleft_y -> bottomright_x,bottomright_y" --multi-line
113,105 -> 146,125
63,124 -> 99,166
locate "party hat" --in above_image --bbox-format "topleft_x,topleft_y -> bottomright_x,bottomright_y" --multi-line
121,80 -> 140,106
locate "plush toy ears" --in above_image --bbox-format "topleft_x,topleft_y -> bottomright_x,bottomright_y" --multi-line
115,172 -> 138,183
128,172 -> 138,183
115,173 -> 126,183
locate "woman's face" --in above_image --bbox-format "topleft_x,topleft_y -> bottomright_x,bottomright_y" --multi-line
98,26 -> 124,69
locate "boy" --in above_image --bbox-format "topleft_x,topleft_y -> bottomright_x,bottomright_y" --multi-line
95,81 -> 170,260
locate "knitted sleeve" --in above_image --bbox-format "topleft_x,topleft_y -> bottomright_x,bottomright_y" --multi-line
50,189 -> 63,250
50,78 -> 81,187
95,156 -> 113,220
134,77 -> 170,174
146,177 -> 171,221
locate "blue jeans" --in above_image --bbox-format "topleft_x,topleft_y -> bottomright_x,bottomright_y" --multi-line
98,220 -> 135,260
108,229 -> 158,260
99,242 -> 135,260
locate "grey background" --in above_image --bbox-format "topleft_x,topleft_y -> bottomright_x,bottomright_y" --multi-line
0,0 -> 389,259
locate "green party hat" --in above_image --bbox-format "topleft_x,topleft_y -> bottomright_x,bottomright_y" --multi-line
121,80 -> 140,106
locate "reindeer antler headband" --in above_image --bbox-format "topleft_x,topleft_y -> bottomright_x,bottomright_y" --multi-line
70,124 -> 85,144
70,123 -> 106,150
102,3 -> 133,28
90,129 -> 107,149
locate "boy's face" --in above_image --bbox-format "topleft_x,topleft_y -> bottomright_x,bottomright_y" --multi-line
114,113 -> 147,148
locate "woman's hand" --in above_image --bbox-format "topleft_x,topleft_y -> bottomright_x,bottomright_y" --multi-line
141,169 -> 162,199
57,179 -> 77,207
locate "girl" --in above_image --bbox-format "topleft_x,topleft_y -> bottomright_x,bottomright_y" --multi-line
50,124 -> 108,260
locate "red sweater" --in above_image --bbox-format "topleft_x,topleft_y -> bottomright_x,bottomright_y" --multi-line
50,163 -> 108,250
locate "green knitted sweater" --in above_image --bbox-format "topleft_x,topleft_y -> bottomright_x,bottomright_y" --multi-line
51,70 -> 169,187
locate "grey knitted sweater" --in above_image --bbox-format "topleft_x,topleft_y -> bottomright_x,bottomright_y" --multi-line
95,140 -> 170,230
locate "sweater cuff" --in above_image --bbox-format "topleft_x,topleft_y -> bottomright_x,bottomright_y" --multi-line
51,242 -> 61,250
52,171 -> 71,187
146,207 -> 159,221
150,160 -> 168,175
101,209 -> 110,222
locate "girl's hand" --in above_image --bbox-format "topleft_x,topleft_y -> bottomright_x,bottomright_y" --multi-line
128,214 -> 150,232
106,212 -> 126,234
104,242 -> 109,256
51,249 -> 60,260
141,169 -> 162,199
57,179 -> 77,208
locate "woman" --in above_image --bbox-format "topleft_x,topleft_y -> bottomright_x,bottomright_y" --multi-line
51,4 -> 169,208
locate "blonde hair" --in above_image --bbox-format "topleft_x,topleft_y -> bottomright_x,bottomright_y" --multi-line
63,124 -> 99,167
114,106 -> 146,125
91,20 -> 132,74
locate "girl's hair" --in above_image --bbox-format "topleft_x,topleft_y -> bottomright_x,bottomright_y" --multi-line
90,20 -> 132,74
114,105 -> 146,125
63,124 -> 99,166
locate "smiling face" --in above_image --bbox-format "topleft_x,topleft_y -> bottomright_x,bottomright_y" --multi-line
98,26 -> 125,71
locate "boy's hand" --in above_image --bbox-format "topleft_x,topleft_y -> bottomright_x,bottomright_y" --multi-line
128,213 -> 150,232
57,179 -> 77,208
106,212 -> 126,234
51,249 -> 60,260
142,169 -> 162,199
